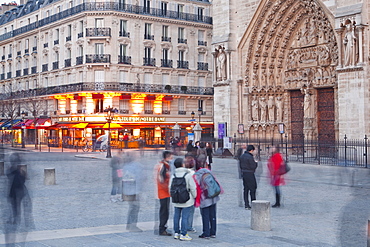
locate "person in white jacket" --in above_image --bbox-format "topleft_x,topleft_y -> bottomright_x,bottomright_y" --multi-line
169,158 -> 197,241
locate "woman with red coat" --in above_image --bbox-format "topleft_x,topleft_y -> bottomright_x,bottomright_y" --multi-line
267,146 -> 285,208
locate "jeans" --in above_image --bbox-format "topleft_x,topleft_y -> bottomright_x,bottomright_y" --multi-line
127,197 -> 140,227
242,172 -> 257,207
200,203 -> 217,237
187,205 -> 195,230
159,197 -> 170,233
173,206 -> 192,236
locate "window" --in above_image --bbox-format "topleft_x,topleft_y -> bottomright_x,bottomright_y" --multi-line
120,99 -> 129,110
161,2 -> 167,15
120,44 -> 127,56
162,101 -> 170,111
95,18 -> 104,28
95,43 -> 104,54
198,7 -> 204,21
67,25 -> 72,36
9,44 -> 12,55
69,1 -> 73,8
66,49 -> 71,59
55,29 -> 59,41
178,27 -> 184,40
145,47 -> 151,59
145,23 -> 152,38
120,20 -> 127,35
46,10 -> 50,17
162,49 -> 169,61
179,50 -> 185,61
177,4 -> 183,17
34,36 -> 37,47
144,101 -> 153,111
178,99 -> 184,111
162,25 -> 168,39
198,53 -> 205,62
119,71 -> 127,83
56,6 -> 61,13
78,46 -> 83,56
198,99 -> 204,111
143,0 -> 150,13
79,21 -> 84,33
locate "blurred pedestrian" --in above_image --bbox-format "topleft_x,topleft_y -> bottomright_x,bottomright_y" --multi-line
239,145 -> 258,210
110,151 -> 123,202
155,151 -> 174,236
122,154 -> 146,232
196,142 -> 207,170
184,154 -> 197,233
170,158 -> 197,241
267,145 -> 285,208
186,140 -> 194,154
206,143 -> 213,170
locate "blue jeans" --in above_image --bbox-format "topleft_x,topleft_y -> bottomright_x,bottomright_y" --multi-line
173,206 -> 191,236
187,205 -> 195,230
200,203 -> 217,237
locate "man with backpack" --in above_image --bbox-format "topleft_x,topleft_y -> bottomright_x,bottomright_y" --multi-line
194,166 -> 222,239
169,158 -> 197,241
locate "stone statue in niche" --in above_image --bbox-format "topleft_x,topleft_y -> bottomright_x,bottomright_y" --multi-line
259,97 -> 267,122
302,87 -> 314,118
267,96 -> 275,122
251,95 -> 259,121
343,21 -> 357,67
276,96 -> 283,123
215,45 -> 227,81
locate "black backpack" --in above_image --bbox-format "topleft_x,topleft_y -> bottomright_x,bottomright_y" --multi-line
170,173 -> 190,203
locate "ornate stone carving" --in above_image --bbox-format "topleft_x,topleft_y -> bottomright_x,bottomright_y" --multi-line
259,96 -> 267,122
343,20 -> 358,67
215,45 -> 227,81
143,40 -> 155,49
267,95 -> 275,122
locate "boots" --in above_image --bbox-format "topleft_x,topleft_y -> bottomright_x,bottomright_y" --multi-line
272,193 -> 280,208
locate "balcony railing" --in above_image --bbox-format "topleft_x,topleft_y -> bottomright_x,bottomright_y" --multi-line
178,38 -> 187,44
118,55 -> 131,64
16,70 -> 21,77
76,56 -> 83,65
177,60 -> 189,69
86,54 -> 111,63
144,34 -> 154,40
86,28 -> 111,37
143,57 -> 156,66
178,111 -> 187,115
161,59 -> 172,68
8,54 -> 12,59
54,40 -> 59,45
78,32 -> 83,38
42,64 -> 48,72
24,49 -> 29,54
65,58 -> 71,67
119,31 -> 130,37
23,68 -> 29,76
0,73 -> 4,80
52,61 -> 59,70
17,51 -> 21,56
31,66 -> 37,74
197,62 -> 208,71
1,55 -> 5,60
44,43 -> 48,48
0,82 -> 214,100
198,40 -> 207,46
7,72 -> 11,78
66,36 -> 71,42
32,46 -> 37,52
161,36 -> 171,42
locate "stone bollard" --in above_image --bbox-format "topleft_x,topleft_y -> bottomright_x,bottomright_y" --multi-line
251,200 -> 271,231
44,168 -> 56,185
0,161 -> 4,176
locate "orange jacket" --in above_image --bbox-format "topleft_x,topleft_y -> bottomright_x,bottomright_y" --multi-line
156,161 -> 171,199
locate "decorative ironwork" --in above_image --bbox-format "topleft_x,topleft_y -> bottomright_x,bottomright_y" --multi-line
118,55 -> 131,64
32,46 -> 37,52
52,62 -> 59,70
0,74 -> 4,80
42,64 -> 48,72
65,59 -> 71,67
31,66 -> 37,74
119,31 -> 130,37
144,34 -> 154,40
54,40 -> 59,45
177,60 -> 189,69
76,56 -> 83,65
66,36 -> 72,42
198,40 -> 207,46
197,62 -> 208,70
43,43 -> 48,48
7,72 -> 11,78
143,58 -> 156,66
86,28 -> 111,37
178,38 -> 187,44
16,70 -> 21,77
86,54 -> 111,63
162,36 -> 171,42
24,49 -> 29,54
161,59 -> 172,68
77,32 -> 83,38
178,111 -> 187,115
23,68 -> 28,76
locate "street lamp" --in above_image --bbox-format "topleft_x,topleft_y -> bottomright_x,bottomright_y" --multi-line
197,108 -> 202,123
21,111 -> 26,148
191,111 -> 195,121
105,108 -> 114,158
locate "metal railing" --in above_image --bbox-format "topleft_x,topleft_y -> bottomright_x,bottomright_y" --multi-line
23,68 -> 29,76
42,64 -> 48,72
7,72 -> 11,79
119,31 -> 130,37
86,54 -> 111,63
65,58 -> 71,67
178,38 -> 187,44
198,40 -> 207,46
144,34 -> 154,40
86,28 -> 111,37
0,82 -> 214,100
118,55 -> 131,64
76,56 -> 83,65
161,36 -> 171,42
177,60 -> 189,69
16,70 -> 21,77
66,36 -> 72,42
161,59 -> 172,68
143,58 -> 156,66
54,40 -> 59,45
52,61 -> 59,70
31,66 -> 37,74
197,62 -> 208,71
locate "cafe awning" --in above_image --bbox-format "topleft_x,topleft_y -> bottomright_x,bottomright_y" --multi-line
12,119 -> 34,129
1,119 -> 22,129
102,123 -> 124,129
72,122 -> 89,129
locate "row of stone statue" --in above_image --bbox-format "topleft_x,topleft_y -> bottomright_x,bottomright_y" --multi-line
251,95 -> 283,123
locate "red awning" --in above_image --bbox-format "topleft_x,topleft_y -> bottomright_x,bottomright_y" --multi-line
35,118 -> 52,129
12,119 -> 34,129
86,123 -> 105,129
47,123 -> 75,129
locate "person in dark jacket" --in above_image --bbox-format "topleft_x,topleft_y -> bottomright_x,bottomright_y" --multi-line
206,143 -> 213,170
239,145 -> 258,209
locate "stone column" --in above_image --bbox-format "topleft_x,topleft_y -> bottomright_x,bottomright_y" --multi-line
357,25 -> 364,65
336,29 -> 343,68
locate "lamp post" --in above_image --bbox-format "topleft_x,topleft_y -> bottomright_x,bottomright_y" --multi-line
191,111 -> 195,121
197,108 -> 202,123
21,111 -> 26,148
105,108 -> 113,158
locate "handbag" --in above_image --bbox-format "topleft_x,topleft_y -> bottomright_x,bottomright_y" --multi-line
277,161 -> 291,175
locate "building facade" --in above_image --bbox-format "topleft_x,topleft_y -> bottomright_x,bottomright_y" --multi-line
212,0 -> 369,143
0,0 -> 214,147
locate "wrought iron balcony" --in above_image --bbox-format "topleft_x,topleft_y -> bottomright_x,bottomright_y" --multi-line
24,49 -> 29,54
118,55 -> 131,64
7,72 -> 11,78
76,56 -> 83,65
197,62 -> 208,71
86,54 -> 111,63
52,61 -> 59,70
177,60 -> 189,69
0,73 -> 4,80
178,38 -> 187,44
1,55 -> 4,60
77,32 -> 83,38
0,82 -> 214,101
161,36 -> 171,42
178,111 -> 187,115
161,59 -> 172,68
86,28 -> 111,37
198,40 -> 207,46
23,68 -> 29,76
17,51 -> 21,56
65,58 -> 71,67
144,34 -> 154,40
42,64 -> 48,72
54,40 -> 59,45
143,57 -> 156,66
32,46 -> 37,52
44,43 -> 48,48
31,66 -> 37,74
119,31 -> 130,37
16,70 -> 21,77
66,36 -> 71,42
8,54 -> 12,59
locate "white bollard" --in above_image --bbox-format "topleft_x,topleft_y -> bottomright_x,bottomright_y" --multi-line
251,200 -> 271,231
44,168 -> 56,185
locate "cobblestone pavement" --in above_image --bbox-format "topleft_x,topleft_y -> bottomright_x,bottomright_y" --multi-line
0,146 -> 369,246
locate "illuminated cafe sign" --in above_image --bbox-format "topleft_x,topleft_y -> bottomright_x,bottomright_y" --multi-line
58,116 -> 166,122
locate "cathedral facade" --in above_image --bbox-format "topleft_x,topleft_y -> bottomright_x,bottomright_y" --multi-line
212,0 -> 369,142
